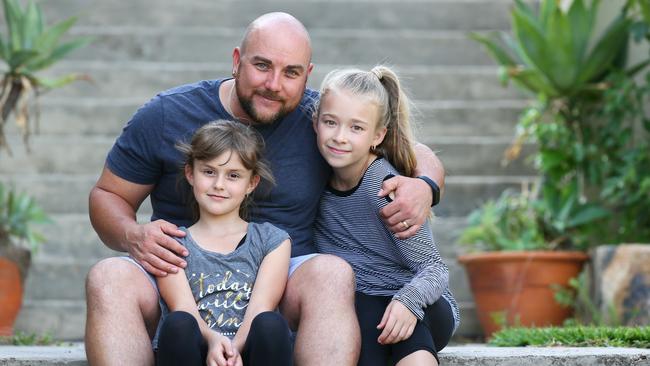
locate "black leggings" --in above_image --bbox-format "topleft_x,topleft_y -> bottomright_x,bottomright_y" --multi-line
355,292 -> 455,365
156,311 -> 293,366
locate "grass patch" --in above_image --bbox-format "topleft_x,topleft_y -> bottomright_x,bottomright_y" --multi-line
0,331 -> 57,346
489,326 -> 650,348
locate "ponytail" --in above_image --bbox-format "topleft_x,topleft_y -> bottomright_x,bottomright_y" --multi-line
370,66 -> 417,177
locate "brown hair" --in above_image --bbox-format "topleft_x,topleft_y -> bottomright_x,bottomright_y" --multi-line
315,65 -> 417,176
177,120 -> 274,220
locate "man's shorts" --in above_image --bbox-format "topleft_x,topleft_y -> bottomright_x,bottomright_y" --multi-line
121,253 -> 319,294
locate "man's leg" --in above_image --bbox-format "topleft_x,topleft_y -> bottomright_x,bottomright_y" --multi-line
85,258 -> 160,366
280,254 -> 360,366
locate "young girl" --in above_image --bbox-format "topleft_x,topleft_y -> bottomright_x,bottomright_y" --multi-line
154,120 -> 292,366
312,67 -> 460,366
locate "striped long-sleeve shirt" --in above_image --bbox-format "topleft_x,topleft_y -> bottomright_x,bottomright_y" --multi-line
314,158 -> 460,329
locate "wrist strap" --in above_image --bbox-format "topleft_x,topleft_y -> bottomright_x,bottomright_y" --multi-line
417,176 -> 440,207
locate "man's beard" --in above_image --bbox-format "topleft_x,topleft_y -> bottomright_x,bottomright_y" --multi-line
235,80 -> 299,125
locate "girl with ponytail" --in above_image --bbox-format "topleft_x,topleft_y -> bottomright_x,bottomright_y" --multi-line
313,66 -> 459,366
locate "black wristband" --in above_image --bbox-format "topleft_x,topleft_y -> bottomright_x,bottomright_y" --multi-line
417,176 -> 440,207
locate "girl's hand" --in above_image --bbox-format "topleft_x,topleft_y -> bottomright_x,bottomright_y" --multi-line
206,333 -> 236,366
377,300 -> 417,345
227,349 -> 243,366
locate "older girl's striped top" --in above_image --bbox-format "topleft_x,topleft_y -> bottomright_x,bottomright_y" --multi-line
314,157 -> 460,329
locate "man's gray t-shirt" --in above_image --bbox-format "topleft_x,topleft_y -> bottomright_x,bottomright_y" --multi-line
156,222 -> 289,343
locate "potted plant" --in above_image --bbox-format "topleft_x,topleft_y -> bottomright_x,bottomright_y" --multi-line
0,182 -> 48,336
458,187 -> 591,337
462,0 -> 647,337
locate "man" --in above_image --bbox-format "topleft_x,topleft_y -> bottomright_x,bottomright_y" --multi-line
85,12 -> 445,366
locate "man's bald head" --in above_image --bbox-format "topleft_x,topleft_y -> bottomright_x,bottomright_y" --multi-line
240,12 -> 312,61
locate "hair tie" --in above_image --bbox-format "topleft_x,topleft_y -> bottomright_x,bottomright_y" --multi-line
370,68 -> 382,81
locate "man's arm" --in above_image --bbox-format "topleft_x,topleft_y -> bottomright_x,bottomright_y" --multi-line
378,143 -> 445,239
89,165 -> 187,276
413,142 -> 445,196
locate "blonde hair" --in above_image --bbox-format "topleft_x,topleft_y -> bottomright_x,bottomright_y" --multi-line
177,120 -> 274,220
315,65 -> 417,177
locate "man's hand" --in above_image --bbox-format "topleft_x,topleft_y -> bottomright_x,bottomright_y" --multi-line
126,219 -> 188,276
378,176 -> 432,239
377,300 -> 417,345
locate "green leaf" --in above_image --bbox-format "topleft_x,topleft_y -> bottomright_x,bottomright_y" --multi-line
35,16 -> 78,53
567,0 -> 594,66
21,1 -> 40,49
514,0 -> 537,22
639,0 -> 650,23
566,206 -> 610,228
0,35 -> 7,60
3,0 -> 24,51
511,68 -> 559,96
7,48 -> 39,70
511,5 -> 553,80
625,59 -> 650,76
34,73 -> 88,89
27,36 -> 93,72
578,15 -> 630,85
556,193 -> 576,223
539,0 -> 558,32
469,32 -> 517,66
546,5 -> 578,92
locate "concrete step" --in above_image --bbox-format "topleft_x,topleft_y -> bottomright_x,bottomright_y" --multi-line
419,100 -> 524,138
14,300 -> 87,342
36,214 -> 138,260
23,257 -> 92,301
0,174 -> 533,216
2,343 -> 650,365
41,0 -> 515,31
42,62 -> 524,101
67,27 -> 495,66
0,135 -> 536,176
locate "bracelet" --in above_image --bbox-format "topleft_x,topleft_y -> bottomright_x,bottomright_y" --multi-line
417,176 -> 440,207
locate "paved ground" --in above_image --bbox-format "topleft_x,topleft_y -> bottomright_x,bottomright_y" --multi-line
1,343 -> 649,366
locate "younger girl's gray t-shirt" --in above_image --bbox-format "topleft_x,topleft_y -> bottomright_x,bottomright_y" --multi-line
156,222 -> 289,343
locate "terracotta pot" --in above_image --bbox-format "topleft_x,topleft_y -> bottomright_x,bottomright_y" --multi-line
458,250 -> 588,338
0,256 -> 23,336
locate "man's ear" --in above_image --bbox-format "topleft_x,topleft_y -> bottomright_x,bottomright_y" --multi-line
247,175 -> 261,194
184,165 -> 194,186
232,47 -> 241,76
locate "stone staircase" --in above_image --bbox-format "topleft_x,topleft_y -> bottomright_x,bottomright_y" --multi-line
0,0 -> 532,340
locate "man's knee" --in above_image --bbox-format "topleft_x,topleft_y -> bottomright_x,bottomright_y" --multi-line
295,254 -> 355,292
86,257 -> 157,308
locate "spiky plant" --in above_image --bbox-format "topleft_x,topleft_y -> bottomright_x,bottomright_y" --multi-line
0,182 -> 48,253
0,0 -> 92,153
